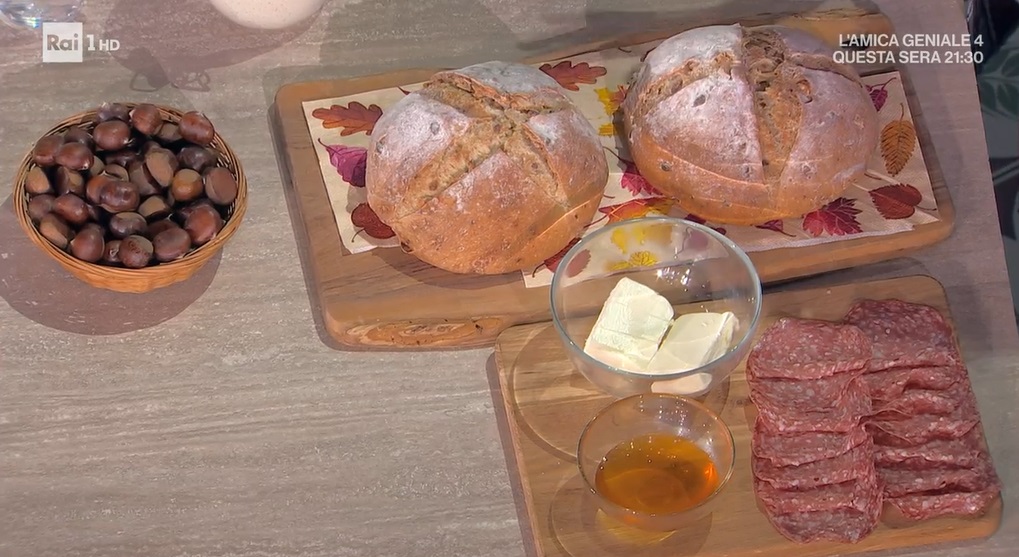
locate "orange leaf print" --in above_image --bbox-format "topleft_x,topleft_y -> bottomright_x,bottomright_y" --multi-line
801,198 -> 862,237
869,183 -> 924,219
595,85 -> 628,116
879,104 -> 916,176
539,61 -> 608,91
311,101 -> 383,136
596,197 -> 675,224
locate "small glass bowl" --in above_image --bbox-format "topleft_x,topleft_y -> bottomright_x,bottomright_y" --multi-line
550,216 -> 762,398
577,393 -> 735,532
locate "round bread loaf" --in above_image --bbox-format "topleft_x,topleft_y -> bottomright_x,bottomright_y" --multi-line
622,24 -> 879,225
365,61 -> 608,275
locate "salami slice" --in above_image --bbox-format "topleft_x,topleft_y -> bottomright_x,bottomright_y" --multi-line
885,488 -> 1000,520
757,377 -> 871,433
753,420 -> 869,467
878,462 -> 994,498
755,467 -> 878,515
871,387 -> 958,417
864,365 -> 963,401
749,372 -> 859,414
753,439 -> 873,490
844,299 -> 960,371
747,318 -> 871,380
873,426 -> 986,469
766,492 -> 882,543
867,382 -> 980,446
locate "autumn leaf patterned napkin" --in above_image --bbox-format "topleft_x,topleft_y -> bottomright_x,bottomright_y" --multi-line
301,39 -> 940,289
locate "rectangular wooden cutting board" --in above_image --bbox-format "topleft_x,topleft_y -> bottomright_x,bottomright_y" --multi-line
271,6 -> 955,350
490,275 -> 1001,557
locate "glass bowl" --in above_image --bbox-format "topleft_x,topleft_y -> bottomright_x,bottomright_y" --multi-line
550,216 -> 762,398
577,393 -> 735,532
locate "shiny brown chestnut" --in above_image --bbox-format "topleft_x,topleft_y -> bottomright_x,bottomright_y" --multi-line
145,148 -> 178,188
99,180 -> 141,213
69,224 -> 105,262
54,166 -> 85,196
24,167 -> 53,195
109,212 -> 148,239
102,239 -> 122,265
130,103 -> 163,136
52,193 -> 90,226
153,227 -> 192,262
27,194 -> 56,223
93,120 -> 132,151
119,235 -> 154,268
204,167 -> 238,206
184,204 -> 223,246
38,213 -> 73,250
93,102 -> 131,123
32,135 -> 64,167
178,111 -> 216,146
54,142 -> 93,171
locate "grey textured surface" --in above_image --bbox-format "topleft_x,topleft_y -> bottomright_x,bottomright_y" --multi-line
0,0 -> 1016,556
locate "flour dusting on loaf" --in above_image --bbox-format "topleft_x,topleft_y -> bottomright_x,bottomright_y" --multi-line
365,60 -> 608,275
622,24 -> 879,225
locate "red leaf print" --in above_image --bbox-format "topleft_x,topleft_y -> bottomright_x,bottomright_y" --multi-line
311,101 -> 383,136
534,238 -> 586,277
866,76 -> 897,112
317,139 -> 366,187
756,219 -> 795,237
595,197 -> 675,225
869,183 -> 923,219
604,148 -> 660,196
685,213 -> 727,236
351,202 -> 395,240
801,198 -> 862,237
538,61 -> 608,91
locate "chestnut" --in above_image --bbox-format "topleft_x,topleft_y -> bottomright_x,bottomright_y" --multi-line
146,219 -> 181,239
104,149 -> 140,168
104,163 -> 130,181
85,174 -> 113,205
38,213 -> 73,250
130,103 -> 163,136
52,193 -> 90,226
93,120 -> 132,151
171,168 -> 203,202
119,235 -> 154,268
173,198 -> 213,224
153,227 -> 192,262
178,111 -> 216,146
156,122 -> 182,144
54,166 -> 85,196
69,225 -> 105,262
54,142 -> 93,171
145,148 -> 178,188
32,135 -> 64,166
138,196 -> 172,221
93,102 -> 131,123
24,167 -> 53,195
99,180 -> 141,213
102,239 -> 122,265
27,193 -> 55,223
128,160 -> 161,197
204,167 -> 238,206
87,155 -> 106,178
184,204 -> 223,246
177,146 -> 219,172
109,211 -> 147,239
63,127 -> 95,150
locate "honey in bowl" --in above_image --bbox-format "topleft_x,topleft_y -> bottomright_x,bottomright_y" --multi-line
594,433 -> 720,515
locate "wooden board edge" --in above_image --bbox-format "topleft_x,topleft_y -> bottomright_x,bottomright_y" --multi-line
493,335 -> 552,557
271,6 -> 957,350
490,274 -> 1005,556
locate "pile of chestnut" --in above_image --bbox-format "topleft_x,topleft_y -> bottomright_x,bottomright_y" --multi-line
23,102 -> 239,269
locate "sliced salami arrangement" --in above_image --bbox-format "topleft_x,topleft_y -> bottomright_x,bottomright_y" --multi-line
747,299 -> 1001,544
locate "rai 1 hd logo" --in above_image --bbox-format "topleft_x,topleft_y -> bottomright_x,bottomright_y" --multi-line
41,22 -> 120,63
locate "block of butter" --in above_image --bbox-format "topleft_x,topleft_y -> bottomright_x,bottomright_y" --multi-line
645,311 -> 737,374
582,277 -> 674,372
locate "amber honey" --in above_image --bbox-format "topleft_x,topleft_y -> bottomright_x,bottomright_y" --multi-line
594,433 -> 720,515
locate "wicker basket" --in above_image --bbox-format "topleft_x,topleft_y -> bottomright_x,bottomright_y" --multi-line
12,104 -> 247,293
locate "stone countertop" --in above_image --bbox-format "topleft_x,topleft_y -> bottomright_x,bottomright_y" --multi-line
1,0 -> 1016,556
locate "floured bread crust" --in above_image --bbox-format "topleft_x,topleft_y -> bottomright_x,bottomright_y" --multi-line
622,24 -> 879,225
366,61 -> 608,274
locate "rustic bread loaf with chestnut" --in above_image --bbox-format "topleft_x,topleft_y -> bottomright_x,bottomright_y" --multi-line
622,24 -> 879,225
365,61 -> 608,275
